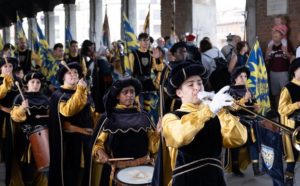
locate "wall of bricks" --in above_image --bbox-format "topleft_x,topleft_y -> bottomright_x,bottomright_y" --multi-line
256,0 -> 300,52
161,0 -> 193,38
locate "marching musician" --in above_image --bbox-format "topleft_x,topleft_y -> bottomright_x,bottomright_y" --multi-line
91,77 -> 160,186
162,60 -> 247,186
49,62 -> 95,186
0,57 -> 22,185
226,66 -> 264,177
11,72 -> 49,185
278,57 -> 300,186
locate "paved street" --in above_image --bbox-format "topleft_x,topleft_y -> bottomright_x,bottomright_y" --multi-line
0,162 -> 298,185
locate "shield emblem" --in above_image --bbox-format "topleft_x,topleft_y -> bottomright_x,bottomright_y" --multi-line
141,57 -> 149,66
261,144 -> 274,170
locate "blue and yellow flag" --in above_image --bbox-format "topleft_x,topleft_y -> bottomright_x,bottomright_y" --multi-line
122,13 -> 139,76
31,26 -> 40,54
246,40 -> 271,115
64,26 -> 73,60
102,6 -> 111,48
122,13 -> 139,51
36,22 -> 59,88
143,5 -> 150,33
16,13 -> 27,41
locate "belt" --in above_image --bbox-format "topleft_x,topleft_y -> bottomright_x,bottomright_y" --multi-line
0,105 -> 12,113
172,158 -> 223,178
63,121 -> 93,136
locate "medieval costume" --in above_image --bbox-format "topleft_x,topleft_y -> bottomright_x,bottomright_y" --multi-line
91,77 -> 160,186
162,61 -> 247,186
49,62 -> 94,186
0,57 -> 23,185
225,66 -> 264,177
10,72 -> 49,185
278,58 -> 300,186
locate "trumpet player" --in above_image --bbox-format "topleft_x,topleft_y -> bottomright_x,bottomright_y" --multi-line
162,60 -> 247,186
278,57 -> 300,186
225,66 -> 264,177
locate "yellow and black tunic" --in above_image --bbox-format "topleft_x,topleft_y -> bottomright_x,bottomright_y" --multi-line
162,103 -> 247,186
10,92 -> 49,185
278,78 -> 300,162
49,84 -> 94,186
91,105 -> 160,186
0,74 -> 22,185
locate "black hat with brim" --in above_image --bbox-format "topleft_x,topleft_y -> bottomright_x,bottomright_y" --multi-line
231,66 -> 250,84
0,57 -> 18,69
56,62 -> 83,85
289,57 -> 300,77
23,71 -> 46,85
165,60 -> 209,98
103,77 -> 142,115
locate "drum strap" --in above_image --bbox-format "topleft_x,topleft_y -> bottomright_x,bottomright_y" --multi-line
172,158 -> 223,178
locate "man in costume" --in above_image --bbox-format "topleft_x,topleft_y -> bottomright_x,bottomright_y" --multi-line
91,77 -> 160,186
49,62 -> 94,186
225,66 -> 264,177
162,60 -> 247,186
0,57 -> 22,185
278,57 -> 300,186
128,32 -> 164,123
11,72 -> 49,185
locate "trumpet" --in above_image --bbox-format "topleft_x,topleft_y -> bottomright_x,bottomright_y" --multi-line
234,102 -> 300,151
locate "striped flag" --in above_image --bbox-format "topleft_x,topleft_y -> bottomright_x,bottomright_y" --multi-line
246,40 -> 271,115
64,26 -> 73,60
16,13 -> 27,40
102,6 -> 111,48
36,22 -> 60,88
143,5 -> 150,33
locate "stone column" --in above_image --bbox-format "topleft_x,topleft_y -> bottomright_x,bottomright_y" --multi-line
90,0 -> 102,50
3,27 -> 11,44
246,0 -> 257,47
64,3 -> 77,39
44,11 -> 55,48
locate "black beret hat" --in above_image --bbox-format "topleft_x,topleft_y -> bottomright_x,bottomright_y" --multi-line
0,57 -> 18,69
56,62 -> 83,85
170,41 -> 187,55
23,71 -> 45,85
165,60 -> 208,98
103,77 -> 142,115
231,66 -> 250,84
289,57 -> 300,77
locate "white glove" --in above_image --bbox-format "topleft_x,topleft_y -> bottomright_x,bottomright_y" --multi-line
197,91 -> 215,101
208,86 -> 233,114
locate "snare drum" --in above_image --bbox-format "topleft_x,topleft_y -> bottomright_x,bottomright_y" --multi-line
28,126 -> 50,172
115,165 -> 154,186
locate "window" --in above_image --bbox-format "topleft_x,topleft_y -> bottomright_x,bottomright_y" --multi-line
153,25 -> 160,33
153,10 -> 160,20
54,16 -> 60,25
139,10 -> 147,20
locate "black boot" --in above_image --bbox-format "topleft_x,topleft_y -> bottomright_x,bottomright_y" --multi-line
232,162 -> 244,177
285,172 -> 294,186
252,162 -> 264,176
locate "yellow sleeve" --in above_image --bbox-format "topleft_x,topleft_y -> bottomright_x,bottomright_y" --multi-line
93,131 -> 109,156
217,109 -> 247,148
59,85 -> 88,117
278,87 -> 300,116
128,53 -> 135,72
147,129 -> 160,154
0,75 -> 14,99
162,105 -> 213,148
10,105 -> 27,123
152,57 -> 164,72
31,51 -> 42,66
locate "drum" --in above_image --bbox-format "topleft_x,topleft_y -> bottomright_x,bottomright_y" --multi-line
115,165 -> 154,186
28,126 -> 50,172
